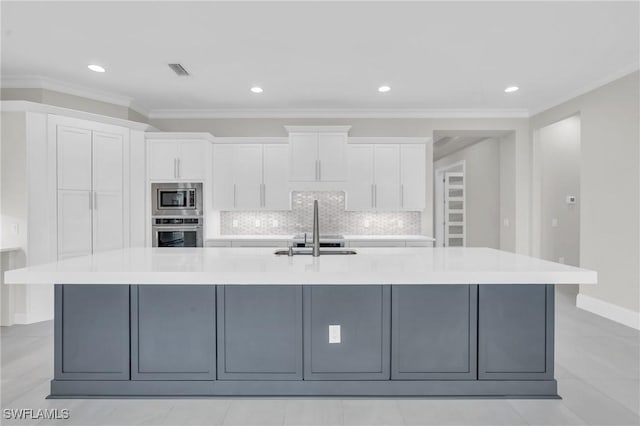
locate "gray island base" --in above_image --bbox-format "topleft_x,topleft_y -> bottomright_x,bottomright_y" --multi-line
50,283 -> 556,399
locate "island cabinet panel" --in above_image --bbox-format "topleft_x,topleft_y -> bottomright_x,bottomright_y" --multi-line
391,285 -> 478,380
217,285 -> 303,380
55,285 -> 130,380
478,284 -> 554,380
131,285 -> 216,380
303,285 -> 391,380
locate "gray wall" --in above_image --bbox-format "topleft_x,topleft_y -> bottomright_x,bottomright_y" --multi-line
434,138 -> 501,249
1,88 -> 148,123
530,71 -> 639,314
539,115 -> 580,266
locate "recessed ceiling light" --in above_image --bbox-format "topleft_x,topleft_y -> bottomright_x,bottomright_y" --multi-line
504,86 -> 519,93
250,86 -> 263,94
87,64 -> 105,73
378,85 -> 391,93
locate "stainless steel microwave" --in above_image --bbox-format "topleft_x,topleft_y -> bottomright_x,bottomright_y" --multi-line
152,182 -> 203,216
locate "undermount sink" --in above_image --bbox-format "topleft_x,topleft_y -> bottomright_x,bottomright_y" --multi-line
274,249 -> 357,256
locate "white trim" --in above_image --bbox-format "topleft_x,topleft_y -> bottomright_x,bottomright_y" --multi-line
576,293 -> 640,330
2,75 -> 132,107
284,125 -> 352,133
145,131 -> 216,143
1,101 -> 153,131
213,137 -> 288,144
529,63 -> 640,116
149,109 -> 530,119
349,137 -> 432,145
12,313 -> 30,325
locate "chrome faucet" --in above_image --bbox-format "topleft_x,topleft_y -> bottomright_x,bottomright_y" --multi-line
312,200 -> 320,257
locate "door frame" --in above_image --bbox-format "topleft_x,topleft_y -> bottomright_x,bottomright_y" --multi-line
434,160 -> 465,247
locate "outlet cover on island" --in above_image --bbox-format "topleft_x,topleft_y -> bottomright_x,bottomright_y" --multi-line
329,325 -> 341,344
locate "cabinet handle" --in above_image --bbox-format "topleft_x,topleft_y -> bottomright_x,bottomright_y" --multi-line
318,160 -> 321,181
262,183 -> 266,208
400,184 -> 404,208
315,160 -> 319,181
374,184 -> 377,208
89,191 -> 93,210
177,158 -> 181,179
173,158 -> 178,179
94,191 -> 97,210
233,184 -> 237,209
371,184 -> 375,208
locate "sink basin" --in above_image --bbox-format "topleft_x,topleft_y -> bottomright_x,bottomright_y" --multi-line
274,249 -> 357,256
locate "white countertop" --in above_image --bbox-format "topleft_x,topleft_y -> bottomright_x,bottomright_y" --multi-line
207,234 -> 435,241
4,247 -> 597,286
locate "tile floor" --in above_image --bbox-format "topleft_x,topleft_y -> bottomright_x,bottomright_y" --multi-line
1,286 -> 639,426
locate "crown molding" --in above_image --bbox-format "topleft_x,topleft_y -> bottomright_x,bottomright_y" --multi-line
147,108 -> 530,119
1,75 -> 151,117
145,132 -> 216,143
0,100 -> 154,131
529,62 -> 640,117
349,137 -> 432,145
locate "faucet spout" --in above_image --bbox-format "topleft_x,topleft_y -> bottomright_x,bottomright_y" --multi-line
312,200 -> 320,257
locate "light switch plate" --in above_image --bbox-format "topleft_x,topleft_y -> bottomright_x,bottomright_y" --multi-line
329,325 -> 341,344
551,218 -> 559,227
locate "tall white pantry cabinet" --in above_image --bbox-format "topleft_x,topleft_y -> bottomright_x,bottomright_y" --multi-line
54,116 -> 131,259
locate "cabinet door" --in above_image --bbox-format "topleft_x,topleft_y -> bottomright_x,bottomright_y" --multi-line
263,144 -> 291,210
132,285 -> 216,380
233,144 -> 263,210
93,192 -> 124,253
148,140 -> 178,180
346,145 -> 374,210
92,132 -> 124,253
57,190 -> 92,259
178,140 -> 207,181
289,133 -> 318,181
57,125 -> 92,190
217,285 -> 303,380
374,145 -> 401,210
318,133 -> 347,181
478,285 -> 554,380
55,285 -> 130,380
392,285 -> 477,380
304,285 -> 390,380
212,145 -> 235,210
401,144 -> 426,210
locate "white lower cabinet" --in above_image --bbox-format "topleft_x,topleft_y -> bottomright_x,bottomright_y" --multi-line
53,116 -> 129,259
213,143 -> 290,210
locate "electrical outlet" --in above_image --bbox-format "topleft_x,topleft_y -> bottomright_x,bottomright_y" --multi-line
10,224 -> 19,235
398,220 -> 404,228
551,218 -> 559,227
271,219 -> 278,228
503,218 -> 510,228
254,220 -> 261,227
232,220 -> 239,228
329,325 -> 341,344
364,220 -> 370,228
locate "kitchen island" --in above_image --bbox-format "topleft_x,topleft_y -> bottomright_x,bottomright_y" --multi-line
4,247 -> 597,399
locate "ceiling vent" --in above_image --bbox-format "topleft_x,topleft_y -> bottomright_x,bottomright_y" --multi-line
168,63 -> 190,76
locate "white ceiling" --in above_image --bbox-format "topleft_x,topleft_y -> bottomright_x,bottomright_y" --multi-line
1,1 -> 638,117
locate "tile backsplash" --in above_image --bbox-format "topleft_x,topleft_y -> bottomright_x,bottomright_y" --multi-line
220,191 -> 421,235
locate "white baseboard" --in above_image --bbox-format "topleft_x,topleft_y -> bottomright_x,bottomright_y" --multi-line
12,313 -> 53,325
576,293 -> 640,330
12,313 -> 30,324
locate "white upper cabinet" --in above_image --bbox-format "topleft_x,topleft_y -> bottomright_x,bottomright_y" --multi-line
288,127 -> 349,182
373,145 -> 401,210
147,133 -> 212,181
346,145 -> 374,210
57,126 -> 92,190
289,133 -> 318,181
346,142 -> 426,211
233,144 -> 263,210
400,144 -> 426,210
262,144 -> 290,210
212,143 -> 291,211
